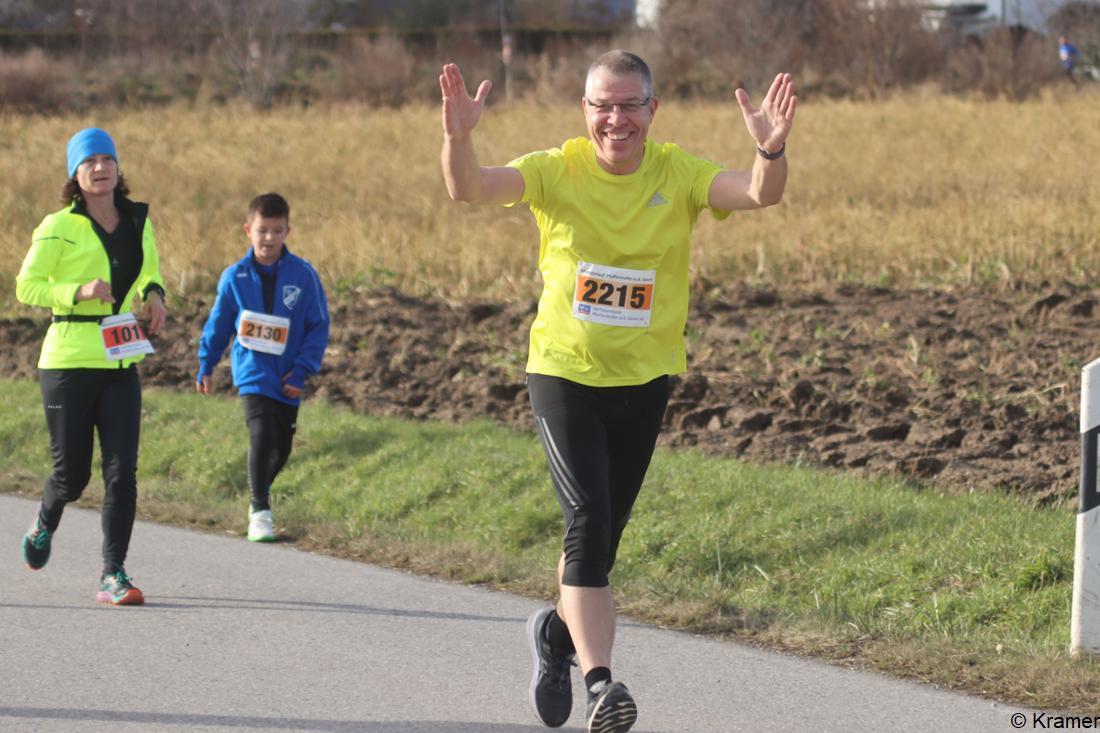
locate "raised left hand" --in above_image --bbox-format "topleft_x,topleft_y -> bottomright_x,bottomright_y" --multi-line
735,73 -> 797,153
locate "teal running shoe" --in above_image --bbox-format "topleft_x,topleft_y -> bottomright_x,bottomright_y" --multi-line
97,566 -> 144,606
21,517 -> 51,570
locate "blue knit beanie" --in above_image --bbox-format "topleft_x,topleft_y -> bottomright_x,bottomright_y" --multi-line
66,128 -> 118,178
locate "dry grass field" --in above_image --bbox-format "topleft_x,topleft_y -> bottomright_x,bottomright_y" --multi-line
2,89 -> 1099,304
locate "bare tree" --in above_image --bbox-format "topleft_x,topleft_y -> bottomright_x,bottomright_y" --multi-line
651,0 -> 943,97
820,0 -> 943,90
650,0 -> 813,97
191,0 -> 309,107
0,0 -> 44,26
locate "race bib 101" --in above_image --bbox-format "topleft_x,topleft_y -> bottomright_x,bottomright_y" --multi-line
100,312 -> 154,361
572,261 -> 655,328
237,310 -> 290,355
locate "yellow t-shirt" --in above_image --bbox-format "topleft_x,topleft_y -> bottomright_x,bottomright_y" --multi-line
508,137 -> 728,387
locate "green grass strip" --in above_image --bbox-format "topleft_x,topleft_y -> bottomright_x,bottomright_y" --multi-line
0,378 -> 1096,710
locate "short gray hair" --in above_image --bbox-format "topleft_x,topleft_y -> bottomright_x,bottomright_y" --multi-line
586,50 -> 653,98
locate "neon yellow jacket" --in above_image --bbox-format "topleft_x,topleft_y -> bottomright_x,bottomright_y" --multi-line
16,198 -> 165,369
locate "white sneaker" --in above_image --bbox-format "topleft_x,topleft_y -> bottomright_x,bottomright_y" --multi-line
247,509 -> 275,542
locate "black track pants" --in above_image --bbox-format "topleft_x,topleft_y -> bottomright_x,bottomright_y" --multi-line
527,373 -> 669,588
38,366 -> 142,571
242,394 -> 298,512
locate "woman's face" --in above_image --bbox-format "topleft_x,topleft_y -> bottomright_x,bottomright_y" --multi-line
74,154 -> 118,198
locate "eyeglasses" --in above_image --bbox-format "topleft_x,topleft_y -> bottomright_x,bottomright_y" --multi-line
584,98 -> 651,115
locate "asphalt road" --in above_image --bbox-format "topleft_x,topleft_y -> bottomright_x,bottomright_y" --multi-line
0,494 -> 1034,732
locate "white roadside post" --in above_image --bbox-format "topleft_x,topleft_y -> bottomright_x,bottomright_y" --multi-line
1071,358 -> 1100,655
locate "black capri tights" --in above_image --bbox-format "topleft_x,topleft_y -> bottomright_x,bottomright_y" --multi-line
527,373 -> 669,588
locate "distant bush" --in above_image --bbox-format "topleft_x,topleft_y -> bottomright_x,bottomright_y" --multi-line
322,36 -> 422,107
944,28 -> 1063,99
0,48 -> 72,111
0,48 -> 209,111
524,52 -> 589,103
645,0 -> 946,99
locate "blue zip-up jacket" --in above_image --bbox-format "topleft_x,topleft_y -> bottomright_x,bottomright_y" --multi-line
197,246 -> 329,406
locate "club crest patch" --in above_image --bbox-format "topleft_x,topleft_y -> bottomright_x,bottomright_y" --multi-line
282,285 -> 301,310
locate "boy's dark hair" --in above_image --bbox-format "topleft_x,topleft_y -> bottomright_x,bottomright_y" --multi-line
61,174 -> 130,205
248,192 -> 290,223
588,50 -> 653,98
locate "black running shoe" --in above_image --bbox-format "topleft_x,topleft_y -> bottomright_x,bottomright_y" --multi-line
21,517 -> 52,570
526,607 -> 576,727
586,680 -> 637,733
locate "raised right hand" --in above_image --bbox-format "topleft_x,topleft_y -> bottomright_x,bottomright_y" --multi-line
439,63 -> 492,141
76,278 -> 115,304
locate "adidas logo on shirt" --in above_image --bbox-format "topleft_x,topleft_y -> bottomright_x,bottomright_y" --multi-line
647,191 -> 669,207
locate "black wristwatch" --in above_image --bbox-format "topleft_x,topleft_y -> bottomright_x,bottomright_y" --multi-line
756,143 -> 785,160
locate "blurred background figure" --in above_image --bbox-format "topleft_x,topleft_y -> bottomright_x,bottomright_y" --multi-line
1060,35 -> 1079,85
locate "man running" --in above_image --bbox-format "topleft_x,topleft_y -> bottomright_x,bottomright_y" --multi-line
439,50 -> 796,733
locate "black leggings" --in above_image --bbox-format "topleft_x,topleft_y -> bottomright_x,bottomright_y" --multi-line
527,373 -> 669,588
38,366 -> 142,572
242,394 -> 298,512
